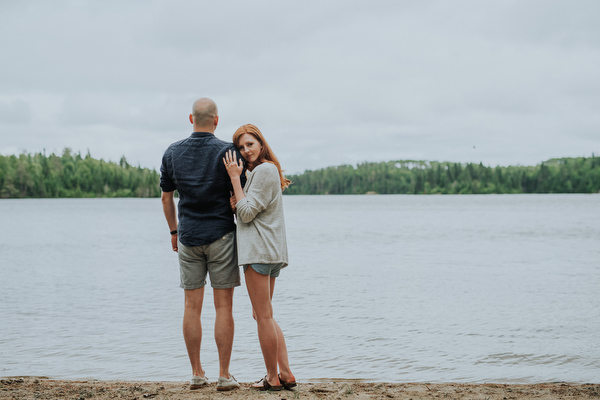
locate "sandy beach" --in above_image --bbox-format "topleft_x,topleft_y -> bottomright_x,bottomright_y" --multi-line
1,377 -> 598,400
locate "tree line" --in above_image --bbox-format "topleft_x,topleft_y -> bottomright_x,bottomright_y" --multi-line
0,149 -> 160,198
2,150 -> 598,198
284,156 -> 600,195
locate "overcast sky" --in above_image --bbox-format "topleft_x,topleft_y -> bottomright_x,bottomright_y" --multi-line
1,0 -> 599,174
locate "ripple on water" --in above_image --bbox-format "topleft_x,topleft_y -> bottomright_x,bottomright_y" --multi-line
1,196 -> 599,383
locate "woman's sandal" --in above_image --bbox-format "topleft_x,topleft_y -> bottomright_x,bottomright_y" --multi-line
278,374 -> 298,391
252,375 -> 283,391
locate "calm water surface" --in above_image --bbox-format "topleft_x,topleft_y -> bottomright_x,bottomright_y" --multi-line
0,195 -> 599,383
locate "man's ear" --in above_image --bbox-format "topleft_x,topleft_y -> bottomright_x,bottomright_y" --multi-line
214,115 -> 219,128
189,114 -> 193,124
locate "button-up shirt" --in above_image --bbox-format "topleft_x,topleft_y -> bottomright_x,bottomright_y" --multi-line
160,132 -> 244,247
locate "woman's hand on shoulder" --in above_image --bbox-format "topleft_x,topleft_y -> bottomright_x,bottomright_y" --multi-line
223,150 -> 244,179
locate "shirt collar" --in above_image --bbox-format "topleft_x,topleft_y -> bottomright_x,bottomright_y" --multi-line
190,132 -> 213,139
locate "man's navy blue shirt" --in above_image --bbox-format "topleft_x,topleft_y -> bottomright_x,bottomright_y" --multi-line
160,132 -> 244,247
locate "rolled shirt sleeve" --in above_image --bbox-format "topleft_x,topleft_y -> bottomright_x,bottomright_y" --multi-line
159,152 -> 176,192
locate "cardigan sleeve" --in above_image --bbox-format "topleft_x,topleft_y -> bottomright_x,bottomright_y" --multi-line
236,163 -> 280,224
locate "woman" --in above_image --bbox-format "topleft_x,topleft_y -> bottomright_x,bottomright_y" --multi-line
223,124 -> 296,391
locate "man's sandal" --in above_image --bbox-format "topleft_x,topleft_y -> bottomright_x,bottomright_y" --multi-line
252,375 -> 283,391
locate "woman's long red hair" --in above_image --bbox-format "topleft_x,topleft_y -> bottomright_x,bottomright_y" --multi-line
233,124 -> 291,191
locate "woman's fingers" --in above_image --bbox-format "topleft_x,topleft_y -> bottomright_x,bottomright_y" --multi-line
223,150 -> 244,171
223,150 -> 234,167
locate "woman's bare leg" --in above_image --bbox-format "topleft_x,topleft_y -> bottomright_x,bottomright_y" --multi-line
245,267 -> 281,387
273,319 -> 295,383
267,276 -> 295,383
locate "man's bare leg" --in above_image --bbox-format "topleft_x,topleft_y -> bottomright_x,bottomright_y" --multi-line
213,288 -> 235,379
183,288 -> 205,378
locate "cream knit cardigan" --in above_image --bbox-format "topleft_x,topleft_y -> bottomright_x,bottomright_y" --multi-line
235,162 -> 289,267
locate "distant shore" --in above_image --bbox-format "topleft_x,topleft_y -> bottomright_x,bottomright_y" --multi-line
1,377 -> 598,399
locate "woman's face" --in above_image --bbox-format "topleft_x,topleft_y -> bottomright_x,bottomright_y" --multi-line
237,133 -> 262,164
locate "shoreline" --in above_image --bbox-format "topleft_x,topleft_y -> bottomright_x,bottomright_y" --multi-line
1,377 -> 598,399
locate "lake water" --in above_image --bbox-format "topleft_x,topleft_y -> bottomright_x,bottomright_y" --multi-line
0,195 -> 599,384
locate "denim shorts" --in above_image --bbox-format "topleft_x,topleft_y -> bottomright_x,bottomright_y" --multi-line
243,262 -> 285,278
178,231 -> 241,289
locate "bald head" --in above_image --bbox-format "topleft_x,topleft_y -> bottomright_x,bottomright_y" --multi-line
190,98 -> 219,132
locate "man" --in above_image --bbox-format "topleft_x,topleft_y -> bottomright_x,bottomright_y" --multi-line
160,98 -> 242,391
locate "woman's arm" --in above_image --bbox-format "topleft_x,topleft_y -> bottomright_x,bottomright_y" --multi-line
224,152 -> 280,223
235,164 -> 279,223
223,150 -> 245,203
229,193 -> 237,213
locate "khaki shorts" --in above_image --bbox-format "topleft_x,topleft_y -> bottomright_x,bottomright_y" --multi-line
178,231 -> 241,289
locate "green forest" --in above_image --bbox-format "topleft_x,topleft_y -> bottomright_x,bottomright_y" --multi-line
0,149 -> 160,198
1,150 -> 599,198
285,156 -> 600,195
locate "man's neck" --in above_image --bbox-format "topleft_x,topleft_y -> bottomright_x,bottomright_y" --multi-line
193,126 -> 215,134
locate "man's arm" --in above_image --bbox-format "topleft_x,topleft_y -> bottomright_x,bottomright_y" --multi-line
161,190 -> 178,252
